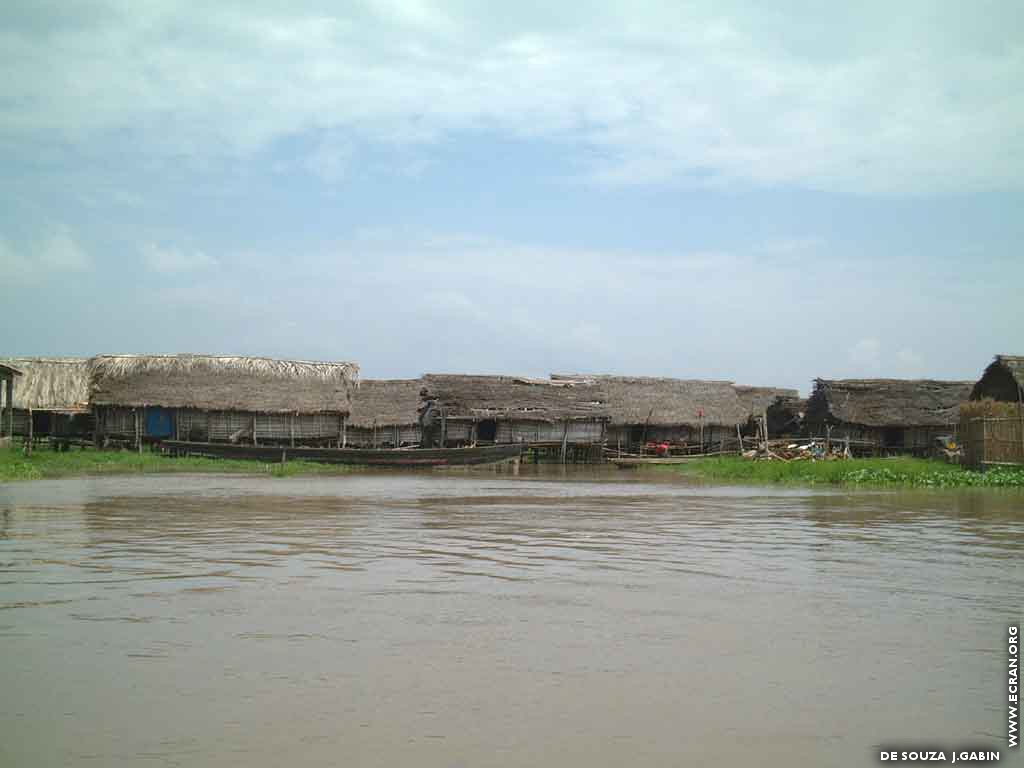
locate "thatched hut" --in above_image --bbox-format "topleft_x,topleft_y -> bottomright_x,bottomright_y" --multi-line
419,374 -> 609,448
803,378 -> 973,455
734,385 -> 802,437
961,355 -> 1024,467
346,379 -> 424,448
0,358 -> 92,438
89,354 -> 359,446
970,355 -> 1024,403
558,375 -> 748,452
0,362 -> 23,441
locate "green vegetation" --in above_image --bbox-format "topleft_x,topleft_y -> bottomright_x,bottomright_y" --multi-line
0,446 -> 359,482
670,456 -> 1024,488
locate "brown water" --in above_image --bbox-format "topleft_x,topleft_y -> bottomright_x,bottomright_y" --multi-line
1,469 -> 1021,767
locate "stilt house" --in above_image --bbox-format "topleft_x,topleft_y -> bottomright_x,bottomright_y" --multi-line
559,375 -> 748,453
0,363 -> 22,442
961,355 -> 1024,467
0,358 -> 92,439
733,385 -> 802,437
88,354 -> 359,447
419,374 -> 609,447
803,378 -> 973,455
346,379 -> 424,448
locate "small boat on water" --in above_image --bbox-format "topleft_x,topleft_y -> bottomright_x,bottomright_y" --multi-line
610,455 -> 719,468
160,440 -> 524,468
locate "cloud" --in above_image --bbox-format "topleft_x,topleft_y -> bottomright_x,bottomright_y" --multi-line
37,231 -> 91,271
848,338 -> 882,370
0,229 -> 91,283
143,244 -> 219,274
2,1 -> 1022,196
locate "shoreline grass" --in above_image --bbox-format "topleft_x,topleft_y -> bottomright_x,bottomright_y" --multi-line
0,446 -> 360,482
666,456 -> 1024,488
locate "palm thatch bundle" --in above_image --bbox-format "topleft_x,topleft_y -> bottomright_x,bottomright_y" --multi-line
0,357 -> 91,412
970,355 -> 1024,402
88,354 -> 359,414
421,374 -> 609,422
805,378 -> 974,428
733,385 -> 800,419
349,379 -> 424,428
554,374 -> 747,427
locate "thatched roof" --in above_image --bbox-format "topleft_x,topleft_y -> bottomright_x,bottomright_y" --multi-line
805,378 -> 974,428
970,355 -> 1024,402
88,354 -> 359,414
554,374 -> 748,427
0,363 -> 22,378
733,385 -> 800,419
421,374 -> 609,422
0,358 -> 90,412
348,379 -> 423,428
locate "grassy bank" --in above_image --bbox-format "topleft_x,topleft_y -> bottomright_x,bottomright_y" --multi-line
670,456 -> 1024,488
0,446 -> 360,482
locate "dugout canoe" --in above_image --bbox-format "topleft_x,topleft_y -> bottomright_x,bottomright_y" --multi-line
160,440 -> 524,467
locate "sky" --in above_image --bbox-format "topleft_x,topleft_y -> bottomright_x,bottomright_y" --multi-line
2,0 -> 1022,394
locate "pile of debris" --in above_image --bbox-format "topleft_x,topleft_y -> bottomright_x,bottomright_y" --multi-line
742,437 -> 852,462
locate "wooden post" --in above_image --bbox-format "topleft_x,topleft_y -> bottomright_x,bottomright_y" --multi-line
736,424 -> 743,454
5,378 -> 13,441
1017,383 -> 1024,463
560,420 -> 569,464
135,408 -> 142,454
26,407 -> 33,456
982,417 -> 989,466
252,414 -> 258,446
342,414 -> 347,448
290,413 -> 295,447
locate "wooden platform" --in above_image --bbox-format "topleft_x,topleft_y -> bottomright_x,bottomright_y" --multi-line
161,440 -> 524,468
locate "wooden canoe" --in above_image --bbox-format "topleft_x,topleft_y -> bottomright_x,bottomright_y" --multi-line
160,440 -> 524,468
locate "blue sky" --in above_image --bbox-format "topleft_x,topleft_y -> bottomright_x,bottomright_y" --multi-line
2,0 -> 1021,393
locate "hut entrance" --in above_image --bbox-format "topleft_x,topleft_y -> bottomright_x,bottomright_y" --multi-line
32,410 -> 52,436
476,419 -> 497,442
629,425 -> 646,444
145,407 -> 176,439
883,427 -> 905,449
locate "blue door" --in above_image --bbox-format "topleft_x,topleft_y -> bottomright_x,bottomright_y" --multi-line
145,407 -> 175,438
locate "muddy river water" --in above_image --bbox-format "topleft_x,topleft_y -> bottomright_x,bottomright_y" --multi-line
1,469 -> 1022,767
